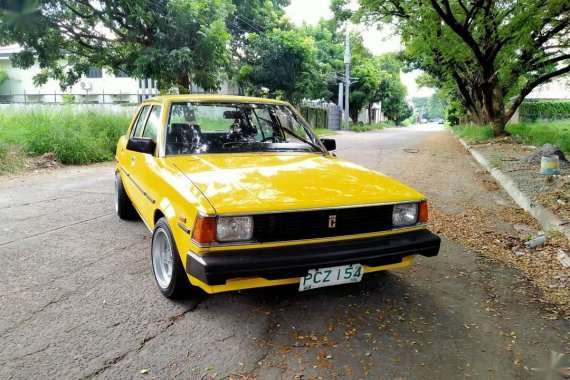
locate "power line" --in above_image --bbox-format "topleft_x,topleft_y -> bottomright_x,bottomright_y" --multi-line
233,14 -> 264,34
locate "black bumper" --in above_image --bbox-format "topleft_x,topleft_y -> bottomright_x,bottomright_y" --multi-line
186,230 -> 440,286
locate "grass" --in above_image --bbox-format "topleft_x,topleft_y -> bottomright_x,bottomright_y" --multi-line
0,142 -> 26,174
0,108 -> 131,165
487,155 -> 503,169
312,128 -> 338,136
507,121 -> 570,153
350,121 -> 395,133
452,121 -> 570,153
452,124 -> 495,143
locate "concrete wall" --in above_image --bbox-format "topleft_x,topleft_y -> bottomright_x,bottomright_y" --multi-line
357,103 -> 384,124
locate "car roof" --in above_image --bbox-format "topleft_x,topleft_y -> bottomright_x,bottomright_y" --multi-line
143,94 -> 291,106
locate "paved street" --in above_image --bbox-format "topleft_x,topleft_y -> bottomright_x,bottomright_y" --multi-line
1,124 -> 568,379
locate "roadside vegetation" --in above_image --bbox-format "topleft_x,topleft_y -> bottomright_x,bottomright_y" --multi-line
453,121 -> 570,153
350,121 -> 395,133
0,109 -> 130,169
312,128 -> 338,136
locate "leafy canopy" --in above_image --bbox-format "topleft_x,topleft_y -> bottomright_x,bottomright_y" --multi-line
237,28 -> 322,102
351,0 -> 570,135
0,0 -> 234,90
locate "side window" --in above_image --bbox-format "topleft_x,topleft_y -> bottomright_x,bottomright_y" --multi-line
132,106 -> 151,138
142,106 -> 161,140
252,108 -> 274,140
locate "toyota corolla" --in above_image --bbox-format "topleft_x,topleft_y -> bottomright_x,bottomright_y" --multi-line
115,95 -> 440,298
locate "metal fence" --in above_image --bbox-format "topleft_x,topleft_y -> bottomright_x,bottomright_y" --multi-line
0,91 -> 150,105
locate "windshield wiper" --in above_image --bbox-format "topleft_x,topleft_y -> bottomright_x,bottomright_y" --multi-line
257,117 -> 325,154
222,141 -> 255,149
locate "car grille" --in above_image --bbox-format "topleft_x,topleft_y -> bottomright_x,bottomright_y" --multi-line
253,205 -> 394,243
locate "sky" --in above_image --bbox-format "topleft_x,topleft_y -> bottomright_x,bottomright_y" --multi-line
284,0 -> 434,98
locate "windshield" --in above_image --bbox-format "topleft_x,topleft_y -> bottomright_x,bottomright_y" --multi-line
165,102 -> 324,155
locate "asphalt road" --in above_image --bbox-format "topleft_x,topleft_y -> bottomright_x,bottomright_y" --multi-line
1,124 -> 568,379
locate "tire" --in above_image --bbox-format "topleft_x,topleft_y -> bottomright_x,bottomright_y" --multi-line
115,171 -> 137,220
151,218 -> 191,298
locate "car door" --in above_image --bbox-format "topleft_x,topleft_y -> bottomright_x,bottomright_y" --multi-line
127,104 -> 163,225
120,105 -> 151,218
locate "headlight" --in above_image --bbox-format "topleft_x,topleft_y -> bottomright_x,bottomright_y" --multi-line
392,203 -> 418,227
216,216 -> 254,242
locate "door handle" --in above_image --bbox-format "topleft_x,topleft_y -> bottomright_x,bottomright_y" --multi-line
131,156 -> 136,165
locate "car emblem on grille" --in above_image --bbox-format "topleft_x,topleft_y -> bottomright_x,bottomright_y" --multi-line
328,215 -> 337,228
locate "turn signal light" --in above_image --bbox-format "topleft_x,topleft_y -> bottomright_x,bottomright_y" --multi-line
192,216 -> 216,244
418,201 -> 429,223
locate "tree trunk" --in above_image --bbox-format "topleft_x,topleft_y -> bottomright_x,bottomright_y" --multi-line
178,72 -> 190,94
481,77 -> 507,136
368,104 -> 373,124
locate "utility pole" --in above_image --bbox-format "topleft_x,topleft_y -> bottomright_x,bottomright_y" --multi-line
343,30 -> 351,130
338,82 -> 343,110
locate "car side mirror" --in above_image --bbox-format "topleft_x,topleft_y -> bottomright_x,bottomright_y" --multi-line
320,138 -> 336,151
126,138 -> 156,155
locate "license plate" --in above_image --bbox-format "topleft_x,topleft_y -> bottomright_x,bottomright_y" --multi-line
299,264 -> 363,291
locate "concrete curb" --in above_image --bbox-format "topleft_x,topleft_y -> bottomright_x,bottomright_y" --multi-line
457,137 -> 570,241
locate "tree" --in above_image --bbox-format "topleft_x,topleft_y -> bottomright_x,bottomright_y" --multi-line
237,28 -> 322,102
413,93 -> 445,120
226,0 -> 290,81
379,79 -> 411,124
353,0 -> 570,135
346,35 -> 381,122
301,20 -> 346,101
0,68 -> 7,87
0,0 -> 234,91
227,0 -> 290,48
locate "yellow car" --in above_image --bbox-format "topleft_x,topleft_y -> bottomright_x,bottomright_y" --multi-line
115,95 -> 440,298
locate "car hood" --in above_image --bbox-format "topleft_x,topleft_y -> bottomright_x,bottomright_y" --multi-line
166,153 -> 425,215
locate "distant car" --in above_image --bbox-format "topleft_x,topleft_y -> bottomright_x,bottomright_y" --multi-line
115,95 -> 441,298
420,118 -> 428,123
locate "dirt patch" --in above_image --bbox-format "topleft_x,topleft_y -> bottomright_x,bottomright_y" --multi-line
430,206 -> 570,316
33,152 -> 62,169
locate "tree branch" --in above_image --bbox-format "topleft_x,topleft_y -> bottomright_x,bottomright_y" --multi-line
530,54 -> 570,70
430,0 -> 487,65
506,64 -> 570,121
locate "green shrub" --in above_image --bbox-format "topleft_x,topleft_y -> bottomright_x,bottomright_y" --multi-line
62,94 -> 75,104
446,100 -> 467,126
519,100 -> 570,122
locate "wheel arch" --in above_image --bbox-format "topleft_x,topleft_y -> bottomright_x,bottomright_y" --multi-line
153,197 -> 178,229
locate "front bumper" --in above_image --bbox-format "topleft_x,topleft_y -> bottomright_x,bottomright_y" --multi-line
186,230 -> 440,286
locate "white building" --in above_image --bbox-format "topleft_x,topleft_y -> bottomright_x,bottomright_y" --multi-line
0,45 -> 240,104
526,77 -> 570,100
